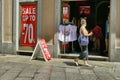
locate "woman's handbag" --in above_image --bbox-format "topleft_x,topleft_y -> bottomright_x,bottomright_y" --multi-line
78,27 -> 89,46
78,35 -> 89,46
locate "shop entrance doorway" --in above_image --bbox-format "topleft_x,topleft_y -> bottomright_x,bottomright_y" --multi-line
59,0 -> 110,59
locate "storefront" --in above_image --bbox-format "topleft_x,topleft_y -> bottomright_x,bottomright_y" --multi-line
54,0 -> 120,61
57,0 -> 110,59
0,0 -> 120,61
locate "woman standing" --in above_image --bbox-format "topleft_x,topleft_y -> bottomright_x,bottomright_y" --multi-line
74,18 -> 93,67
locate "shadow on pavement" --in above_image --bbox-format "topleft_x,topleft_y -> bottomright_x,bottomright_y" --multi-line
63,61 -> 83,67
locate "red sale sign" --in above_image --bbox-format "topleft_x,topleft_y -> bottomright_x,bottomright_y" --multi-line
39,39 -> 52,61
31,38 -> 52,62
21,4 -> 37,47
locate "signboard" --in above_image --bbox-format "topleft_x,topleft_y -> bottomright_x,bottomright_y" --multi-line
31,38 -> 52,62
21,4 -> 37,47
79,6 -> 91,15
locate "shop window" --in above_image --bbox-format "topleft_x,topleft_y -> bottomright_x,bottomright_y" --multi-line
2,0 -> 13,43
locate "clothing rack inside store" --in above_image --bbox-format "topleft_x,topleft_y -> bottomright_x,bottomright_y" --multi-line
62,22 -> 75,54
62,22 -> 68,54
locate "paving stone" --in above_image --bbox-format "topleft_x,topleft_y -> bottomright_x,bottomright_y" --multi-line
81,74 -> 97,80
0,70 -> 6,77
0,72 -> 19,80
80,69 -> 97,80
37,65 -> 52,74
52,66 -> 65,72
94,66 -> 114,72
50,77 -> 65,80
66,72 -> 82,80
50,66 -> 66,80
50,71 -> 66,80
15,77 -> 32,80
19,65 -> 38,78
110,72 -> 120,80
94,70 -> 115,80
114,64 -> 120,73
33,73 -> 50,80
35,66 -> 51,80
80,69 -> 94,74
65,68 -> 79,73
0,62 -> 15,70
8,64 -> 26,73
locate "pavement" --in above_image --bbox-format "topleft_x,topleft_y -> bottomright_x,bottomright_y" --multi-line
0,54 -> 120,80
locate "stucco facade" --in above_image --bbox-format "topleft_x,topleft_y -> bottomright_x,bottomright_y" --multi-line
0,0 -> 120,61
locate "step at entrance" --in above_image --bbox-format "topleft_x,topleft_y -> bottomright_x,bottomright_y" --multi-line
58,54 -> 109,61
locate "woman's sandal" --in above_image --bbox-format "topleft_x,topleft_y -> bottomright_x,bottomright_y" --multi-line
84,64 -> 92,67
74,58 -> 79,66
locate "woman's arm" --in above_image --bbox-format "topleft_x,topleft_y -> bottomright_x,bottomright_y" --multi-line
81,27 -> 93,36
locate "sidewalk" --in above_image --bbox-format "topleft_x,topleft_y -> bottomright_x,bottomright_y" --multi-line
0,54 -> 120,80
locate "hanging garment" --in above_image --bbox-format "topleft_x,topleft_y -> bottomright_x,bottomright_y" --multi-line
69,24 -> 77,41
92,25 -> 102,39
58,24 -> 65,42
58,24 -> 77,42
